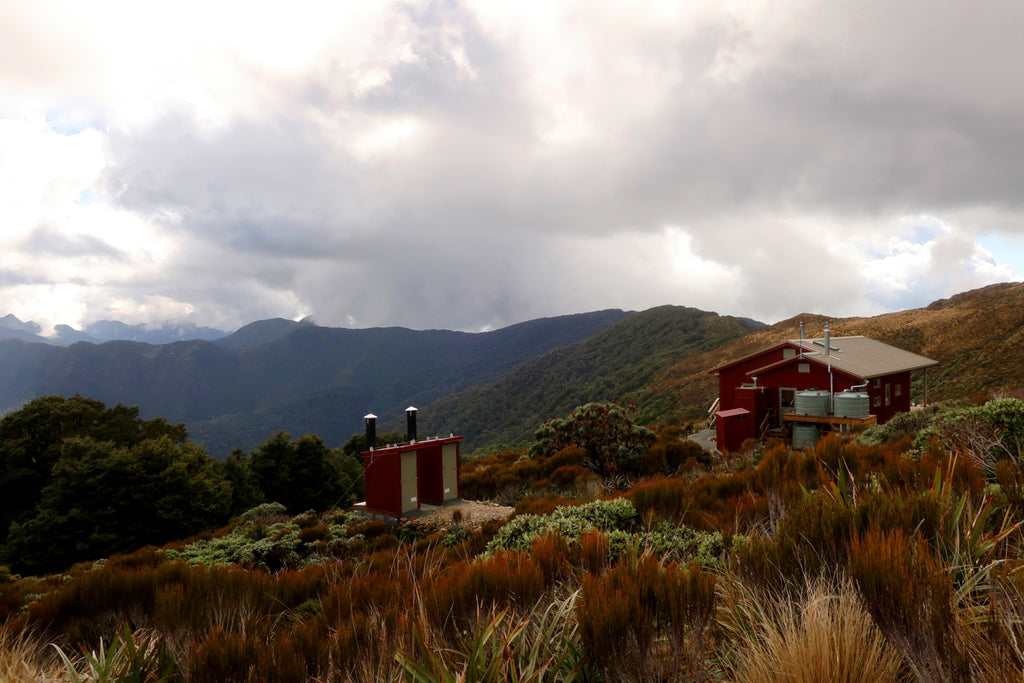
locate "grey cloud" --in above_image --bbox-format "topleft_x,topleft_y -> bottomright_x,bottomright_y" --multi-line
0,269 -> 37,286
93,1 -> 1024,330
25,226 -> 126,259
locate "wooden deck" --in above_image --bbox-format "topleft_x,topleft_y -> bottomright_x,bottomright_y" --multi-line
782,413 -> 877,428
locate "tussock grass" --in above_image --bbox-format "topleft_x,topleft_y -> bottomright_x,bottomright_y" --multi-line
0,624 -> 59,681
719,574 -> 909,683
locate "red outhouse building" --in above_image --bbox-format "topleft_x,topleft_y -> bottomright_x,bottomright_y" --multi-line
360,409 -> 464,517
710,328 -> 938,452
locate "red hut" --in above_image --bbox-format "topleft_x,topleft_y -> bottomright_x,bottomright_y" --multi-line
710,326 -> 938,452
360,410 -> 464,517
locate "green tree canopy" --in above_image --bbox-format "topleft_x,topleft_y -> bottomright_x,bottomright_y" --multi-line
531,402 -> 656,476
0,395 -> 188,544
249,432 -> 356,513
3,436 -> 231,574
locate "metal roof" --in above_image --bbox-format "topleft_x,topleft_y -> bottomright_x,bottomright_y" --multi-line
783,335 -> 938,379
361,434 -> 464,456
709,342 -> 791,374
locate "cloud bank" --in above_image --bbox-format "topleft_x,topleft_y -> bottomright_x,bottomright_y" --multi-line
2,0 -> 1022,333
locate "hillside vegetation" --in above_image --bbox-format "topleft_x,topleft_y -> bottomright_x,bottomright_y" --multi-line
634,281 -> 1024,422
3,392 -> 1024,681
0,310 -> 629,456
3,284 -> 1024,680
0,396 -> 382,575
408,306 -> 760,449
3,283 -> 1023,461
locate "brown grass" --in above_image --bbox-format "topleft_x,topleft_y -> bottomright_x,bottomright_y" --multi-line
720,574 -> 909,683
0,624 -> 60,681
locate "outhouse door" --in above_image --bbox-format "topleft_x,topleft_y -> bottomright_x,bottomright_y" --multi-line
400,450 -> 418,513
442,443 -> 459,501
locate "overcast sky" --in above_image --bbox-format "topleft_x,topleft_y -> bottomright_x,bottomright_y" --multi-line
3,1 -> 1023,335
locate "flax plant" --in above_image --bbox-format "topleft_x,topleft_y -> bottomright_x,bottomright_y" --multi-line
395,592 -> 586,683
51,623 -> 180,682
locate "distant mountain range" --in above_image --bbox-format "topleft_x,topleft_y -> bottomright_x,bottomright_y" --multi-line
0,314 -> 229,346
0,309 -> 636,456
3,283 -> 1022,457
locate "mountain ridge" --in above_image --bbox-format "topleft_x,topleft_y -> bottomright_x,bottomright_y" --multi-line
3,282 -> 1022,457
0,309 -> 633,455
0,314 -> 229,346
632,281 -> 1024,420
401,306 -> 761,448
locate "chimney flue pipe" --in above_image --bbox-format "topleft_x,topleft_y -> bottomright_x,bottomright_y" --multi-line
364,413 -> 377,449
824,325 -> 834,413
406,406 -> 418,442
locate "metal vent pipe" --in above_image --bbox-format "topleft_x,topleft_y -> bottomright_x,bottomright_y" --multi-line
824,325 -> 833,413
406,406 -> 418,442
364,413 -> 377,449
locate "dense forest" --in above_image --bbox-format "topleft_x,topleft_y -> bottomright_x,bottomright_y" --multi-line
3,391 -> 1024,681
0,309 -> 636,456
0,396 -> 380,575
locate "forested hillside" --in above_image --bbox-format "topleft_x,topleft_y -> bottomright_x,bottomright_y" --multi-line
0,310 -> 629,456
409,306 -> 761,449
4,283 -> 1023,460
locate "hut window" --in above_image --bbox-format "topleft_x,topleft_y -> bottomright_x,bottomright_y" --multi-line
873,396 -> 882,407
798,362 -> 810,373
895,384 -> 903,397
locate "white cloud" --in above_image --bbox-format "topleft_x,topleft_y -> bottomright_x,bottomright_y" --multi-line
3,1 -> 1024,333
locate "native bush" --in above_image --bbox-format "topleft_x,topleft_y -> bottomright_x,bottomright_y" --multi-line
422,551 -> 546,632
4,436 -> 232,575
732,490 -> 857,592
460,445 -> 604,503
529,532 -> 571,584
485,498 -> 638,553
0,396 -> 188,548
549,464 -> 593,488
630,475 -> 690,522
487,497 -> 723,570
514,493 -> 582,516
849,526 -> 967,682
19,396 -> 1024,682
531,402 -> 656,477
577,553 -> 717,680
188,627 -> 308,683
578,530 -> 611,574
169,507 -> 369,571
578,561 -> 654,675
859,404 -> 941,447
459,450 -> 522,500
248,433 -> 352,513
